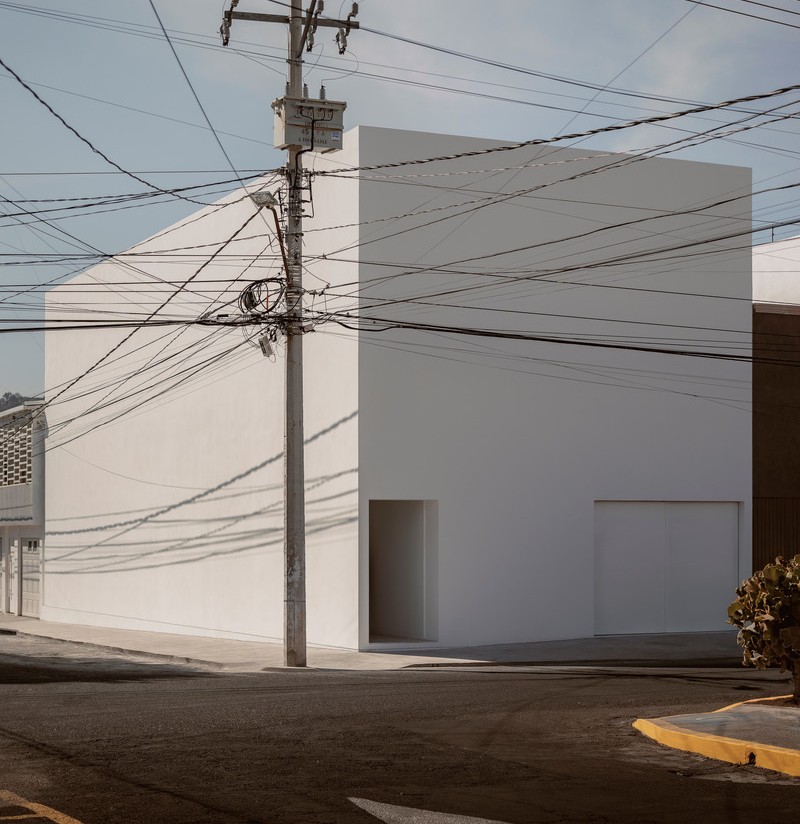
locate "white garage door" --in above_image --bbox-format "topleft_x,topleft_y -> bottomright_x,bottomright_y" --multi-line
594,501 -> 739,635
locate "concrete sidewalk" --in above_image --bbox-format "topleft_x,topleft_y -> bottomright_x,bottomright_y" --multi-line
0,614 -> 743,672
0,615 -> 465,671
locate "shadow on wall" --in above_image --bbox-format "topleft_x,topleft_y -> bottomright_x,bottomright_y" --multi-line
46,411 -> 358,575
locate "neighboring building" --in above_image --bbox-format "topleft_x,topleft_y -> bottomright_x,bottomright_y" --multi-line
43,126 -> 752,649
753,235 -> 800,569
0,400 -> 46,616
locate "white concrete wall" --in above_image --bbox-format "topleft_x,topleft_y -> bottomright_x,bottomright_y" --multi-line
753,236 -> 800,303
352,127 -> 752,647
44,159 -> 361,647
44,211 -> 287,639
300,133 -> 361,647
0,485 -> 33,521
44,125 -> 752,649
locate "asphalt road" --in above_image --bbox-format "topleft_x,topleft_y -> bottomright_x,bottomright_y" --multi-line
0,634 -> 797,824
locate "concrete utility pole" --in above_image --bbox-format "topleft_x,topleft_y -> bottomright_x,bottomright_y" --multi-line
280,0 -> 306,669
221,1 -> 355,667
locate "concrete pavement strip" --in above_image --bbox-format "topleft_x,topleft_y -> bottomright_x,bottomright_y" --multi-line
0,615 -> 480,671
0,616 -> 745,671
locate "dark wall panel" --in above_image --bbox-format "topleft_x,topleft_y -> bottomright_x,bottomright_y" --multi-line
753,307 -> 800,570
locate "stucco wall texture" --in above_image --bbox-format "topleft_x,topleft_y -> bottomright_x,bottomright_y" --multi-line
43,126 -> 752,648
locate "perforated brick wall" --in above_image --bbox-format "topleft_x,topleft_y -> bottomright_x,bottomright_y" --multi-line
1,418 -> 32,486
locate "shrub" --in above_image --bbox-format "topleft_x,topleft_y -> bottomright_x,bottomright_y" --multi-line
727,555 -> 800,703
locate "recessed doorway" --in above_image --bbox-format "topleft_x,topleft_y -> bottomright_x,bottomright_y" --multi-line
369,499 -> 438,642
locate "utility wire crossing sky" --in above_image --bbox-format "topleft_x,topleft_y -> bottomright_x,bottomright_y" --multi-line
0,0 -> 798,403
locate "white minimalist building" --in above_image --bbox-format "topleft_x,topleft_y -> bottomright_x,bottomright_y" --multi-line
43,126 -> 753,649
1,400 -> 46,617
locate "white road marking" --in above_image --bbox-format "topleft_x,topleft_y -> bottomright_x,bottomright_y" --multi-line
349,797 -> 509,824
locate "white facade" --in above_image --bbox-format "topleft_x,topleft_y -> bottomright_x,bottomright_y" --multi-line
0,401 -> 46,617
753,235 -> 800,303
44,126 -> 752,649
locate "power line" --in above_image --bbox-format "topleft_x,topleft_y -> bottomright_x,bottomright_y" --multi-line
30,208 -> 263,430
305,98 -> 800,307
0,0 -> 780,115
0,55 -> 214,207
310,218 -> 790,312
2,0 -> 797,149
0,174 -> 263,225
319,310 -> 763,365
0,169 -> 275,176
147,0 -> 248,187
324,327 -> 750,407
307,111 -> 775,280
315,82 -> 800,176
310,179 -> 788,301
739,0 -> 800,18
682,0 -> 800,28
545,0 -> 700,143
0,74 -> 274,150
51,236 -> 276,443
368,182 -> 795,290
44,332 -> 252,451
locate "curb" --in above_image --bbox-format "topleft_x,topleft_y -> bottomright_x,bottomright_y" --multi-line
7,630 -> 406,673
403,657 -> 740,669
12,630 -> 230,671
633,695 -> 800,777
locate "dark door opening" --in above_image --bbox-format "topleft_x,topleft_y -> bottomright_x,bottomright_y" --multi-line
369,499 -> 437,642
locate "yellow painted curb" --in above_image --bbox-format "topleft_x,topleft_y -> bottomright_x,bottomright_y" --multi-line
713,694 -> 792,713
633,695 -> 800,778
0,789 -> 85,823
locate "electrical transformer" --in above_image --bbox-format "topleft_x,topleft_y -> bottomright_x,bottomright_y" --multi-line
272,96 -> 347,153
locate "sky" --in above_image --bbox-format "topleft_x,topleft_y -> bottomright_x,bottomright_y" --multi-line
1,0 -> 799,396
